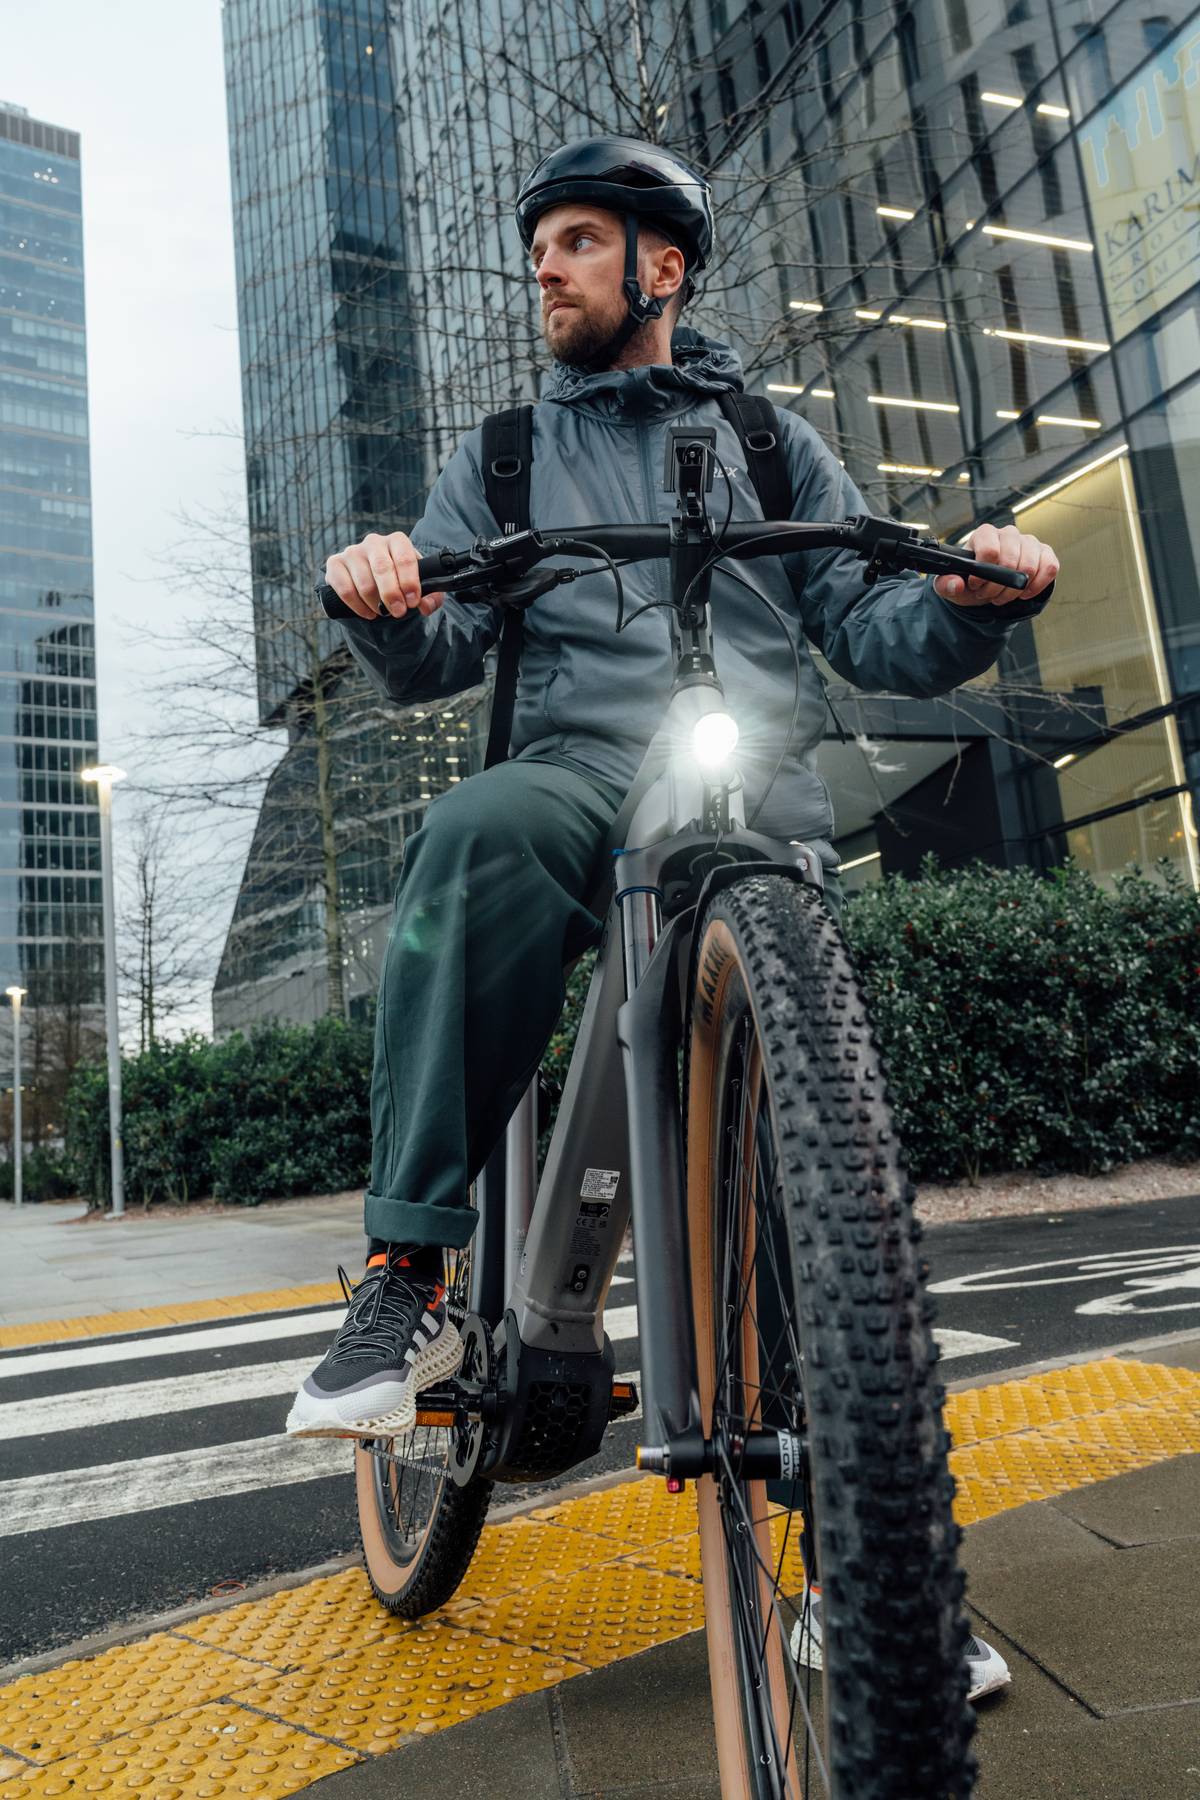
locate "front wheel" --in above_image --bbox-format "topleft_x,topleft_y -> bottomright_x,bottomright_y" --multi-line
685,875 -> 975,1799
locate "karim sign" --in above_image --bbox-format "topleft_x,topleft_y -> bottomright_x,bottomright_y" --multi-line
1078,22 -> 1200,341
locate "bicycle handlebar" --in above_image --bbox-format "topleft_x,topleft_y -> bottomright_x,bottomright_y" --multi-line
315,514 -> 1029,620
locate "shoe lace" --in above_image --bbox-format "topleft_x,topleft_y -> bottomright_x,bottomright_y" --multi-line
330,1261 -> 434,1364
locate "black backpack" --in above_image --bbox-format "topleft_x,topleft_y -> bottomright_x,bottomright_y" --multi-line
479,392 -> 794,769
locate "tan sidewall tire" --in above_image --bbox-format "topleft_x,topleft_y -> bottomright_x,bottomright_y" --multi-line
688,916 -> 801,1799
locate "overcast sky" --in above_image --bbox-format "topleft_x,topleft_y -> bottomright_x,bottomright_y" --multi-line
5,2 -> 250,1029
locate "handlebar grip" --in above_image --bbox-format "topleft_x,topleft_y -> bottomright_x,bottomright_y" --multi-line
315,551 -> 458,621
949,556 -> 1028,592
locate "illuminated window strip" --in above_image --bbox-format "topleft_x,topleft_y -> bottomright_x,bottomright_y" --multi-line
957,471 -> 971,482
981,91 -> 1022,108
982,224 -> 1093,252
985,326 -> 1110,352
868,394 -> 960,414
1037,102 -> 1070,119
877,205 -> 915,221
889,314 -> 948,330
767,382 -> 806,395
855,308 -> 882,320
1011,442 -> 1127,514
838,849 -> 882,872
878,461 -> 943,476
810,387 -> 835,398
996,409 -> 1020,419
1038,413 -> 1101,429
1053,753 -> 1077,770
789,300 -> 823,312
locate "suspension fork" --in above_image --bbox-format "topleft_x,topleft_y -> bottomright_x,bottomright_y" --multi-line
614,897 -> 706,1483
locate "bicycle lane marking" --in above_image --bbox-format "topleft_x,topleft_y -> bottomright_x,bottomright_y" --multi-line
930,1243 -> 1200,1320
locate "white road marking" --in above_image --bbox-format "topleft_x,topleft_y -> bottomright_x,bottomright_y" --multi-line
603,1309 -> 1014,1363
602,1303 -> 638,1341
0,1309 -> 345,1382
935,1328 -> 1019,1359
0,1358 -> 314,1440
0,1433 -> 354,1538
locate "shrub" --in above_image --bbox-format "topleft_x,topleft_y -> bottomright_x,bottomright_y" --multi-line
0,1145 -> 75,1203
64,1017 -> 374,1210
842,858 -> 1200,1183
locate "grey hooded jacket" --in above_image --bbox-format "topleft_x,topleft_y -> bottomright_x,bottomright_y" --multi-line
340,330 -> 1046,854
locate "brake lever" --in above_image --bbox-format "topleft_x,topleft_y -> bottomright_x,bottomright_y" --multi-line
842,513 -> 1028,591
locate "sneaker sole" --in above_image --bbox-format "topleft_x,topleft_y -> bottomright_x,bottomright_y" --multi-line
284,1318 -> 464,1440
968,1667 -> 1012,1704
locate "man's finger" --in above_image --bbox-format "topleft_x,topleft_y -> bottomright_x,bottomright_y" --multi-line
1025,543 -> 1059,601
365,533 -> 404,612
343,547 -> 384,613
324,554 -> 380,620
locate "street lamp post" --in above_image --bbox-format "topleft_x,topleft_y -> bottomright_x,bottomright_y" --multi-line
80,763 -> 127,1218
6,985 -> 25,1207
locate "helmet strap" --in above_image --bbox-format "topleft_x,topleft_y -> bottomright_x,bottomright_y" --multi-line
580,212 -> 665,372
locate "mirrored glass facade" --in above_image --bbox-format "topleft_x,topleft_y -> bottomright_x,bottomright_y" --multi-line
0,103 -> 102,1043
216,2 -> 488,1029
698,0 -> 1200,891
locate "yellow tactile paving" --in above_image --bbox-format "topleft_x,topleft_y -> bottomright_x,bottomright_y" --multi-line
446,1557 -> 707,1667
529,1468 -> 697,1543
178,1569 -> 389,1674
1,1353 -> 1196,1797
0,1284 -> 343,1350
0,1704 -> 357,1797
229,1623 -> 587,1756
0,1635 -> 269,1764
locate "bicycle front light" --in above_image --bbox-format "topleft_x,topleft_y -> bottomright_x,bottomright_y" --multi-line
692,711 -> 740,772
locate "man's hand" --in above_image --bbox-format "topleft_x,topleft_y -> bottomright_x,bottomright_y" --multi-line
933,523 -> 1059,608
324,530 -> 447,621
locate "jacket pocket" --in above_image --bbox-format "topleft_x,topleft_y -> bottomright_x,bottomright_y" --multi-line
542,666 -> 565,731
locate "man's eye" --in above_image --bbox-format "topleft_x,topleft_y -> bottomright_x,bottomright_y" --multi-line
573,235 -> 594,250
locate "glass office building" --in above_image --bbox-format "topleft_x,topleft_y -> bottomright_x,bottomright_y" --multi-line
688,0 -> 1200,892
218,0 -> 1200,1032
0,102 -> 102,1068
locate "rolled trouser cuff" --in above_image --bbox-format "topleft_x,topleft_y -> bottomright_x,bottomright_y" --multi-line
362,1191 -> 479,1251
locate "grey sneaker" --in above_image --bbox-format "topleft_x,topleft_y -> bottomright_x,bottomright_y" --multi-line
285,1254 -> 462,1439
788,1593 -> 1012,1703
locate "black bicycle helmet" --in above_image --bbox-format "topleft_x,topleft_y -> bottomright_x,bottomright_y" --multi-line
515,136 -> 713,367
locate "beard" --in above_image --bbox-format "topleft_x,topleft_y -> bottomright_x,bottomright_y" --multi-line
541,295 -> 627,366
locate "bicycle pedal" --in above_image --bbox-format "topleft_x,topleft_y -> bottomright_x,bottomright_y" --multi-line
609,1379 -> 639,1419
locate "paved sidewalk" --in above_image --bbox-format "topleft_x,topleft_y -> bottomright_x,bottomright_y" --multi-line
0,1193 -> 363,1330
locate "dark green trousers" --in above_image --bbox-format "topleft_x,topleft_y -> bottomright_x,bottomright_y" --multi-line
363,755 -> 625,1250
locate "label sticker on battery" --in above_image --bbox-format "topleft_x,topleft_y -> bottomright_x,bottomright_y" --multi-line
581,1167 -> 620,1199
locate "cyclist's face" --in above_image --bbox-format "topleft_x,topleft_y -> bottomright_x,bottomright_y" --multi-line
530,206 -> 627,362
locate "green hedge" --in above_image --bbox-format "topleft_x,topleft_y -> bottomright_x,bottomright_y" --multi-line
65,1017 -> 374,1209
0,1146 -> 74,1203
546,863 -> 1199,1185
843,859 -> 1200,1182
63,864 -> 1200,1206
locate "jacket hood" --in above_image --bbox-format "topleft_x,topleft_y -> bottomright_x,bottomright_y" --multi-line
542,326 -> 744,416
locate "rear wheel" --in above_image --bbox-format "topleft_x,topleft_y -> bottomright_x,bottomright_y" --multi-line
355,1232 -> 493,1617
685,875 -> 975,1799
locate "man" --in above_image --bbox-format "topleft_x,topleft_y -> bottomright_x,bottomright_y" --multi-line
287,139 -> 1057,1698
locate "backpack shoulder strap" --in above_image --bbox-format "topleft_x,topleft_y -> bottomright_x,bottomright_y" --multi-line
481,404 -> 534,535
479,405 -> 535,768
715,391 -> 793,523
